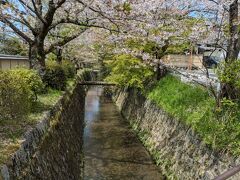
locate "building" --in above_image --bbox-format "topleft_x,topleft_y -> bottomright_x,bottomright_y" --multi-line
163,54 -> 204,69
163,44 -> 240,69
195,44 -> 227,68
197,44 -> 226,58
0,54 -> 30,70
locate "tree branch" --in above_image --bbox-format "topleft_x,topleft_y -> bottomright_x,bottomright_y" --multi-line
50,18 -> 120,33
45,28 -> 87,54
0,16 -> 33,43
17,0 -> 46,24
76,0 -> 120,31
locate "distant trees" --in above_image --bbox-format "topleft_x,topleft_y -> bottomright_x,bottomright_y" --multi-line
95,1 -> 209,80
0,36 -> 28,55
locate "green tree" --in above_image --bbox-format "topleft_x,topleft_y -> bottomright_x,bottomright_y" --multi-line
0,37 -> 27,55
105,54 -> 154,89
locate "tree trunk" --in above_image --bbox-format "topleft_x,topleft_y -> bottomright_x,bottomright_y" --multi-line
30,40 -> 46,75
226,0 -> 239,62
28,44 -> 33,69
221,0 -> 239,100
156,62 -> 167,80
56,48 -> 63,64
155,41 -> 169,80
156,61 -> 162,80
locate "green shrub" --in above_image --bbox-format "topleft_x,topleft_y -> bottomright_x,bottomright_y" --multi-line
43,61 -> 67,90
0,71 -> 32,120
10,68 -> 44,100
46,53 -> 76,78
105,54 -> 154,89
217,60 -> 240,99
62,60 -> 76,78
46,53 -> 57,62
218,61 -> 240,89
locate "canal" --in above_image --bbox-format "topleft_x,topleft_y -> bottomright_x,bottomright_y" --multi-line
83,87 -> 163,179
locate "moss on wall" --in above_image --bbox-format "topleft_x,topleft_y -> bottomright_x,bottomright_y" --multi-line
0,70 -> 94,180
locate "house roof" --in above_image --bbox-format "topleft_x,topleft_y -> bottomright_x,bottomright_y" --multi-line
0,54 -> 29,61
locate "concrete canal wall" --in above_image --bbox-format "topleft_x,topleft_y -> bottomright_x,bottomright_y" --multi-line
114,88 -> 240,180
0,70 -> 93,180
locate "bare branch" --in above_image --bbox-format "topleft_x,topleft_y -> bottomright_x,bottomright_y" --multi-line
17,0 -> 46,24
0,16 -> 33,43
45,28 -> 87,54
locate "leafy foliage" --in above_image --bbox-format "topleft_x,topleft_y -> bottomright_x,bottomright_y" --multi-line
62,60 -> 76,78
114,2 -> 132,14
105,54 -> 154,89
0,69 -> 44,120
147,75 -> 240,155
166,42 -> 191,54
125,38 -> 191,56
43,61 -> 67,90
46,53 -> 76,78
0,71 -> 32,120
218,61 -> 240,90
0,37 -> 27,56
9,68 -> 44,99
46,53 -> 57,62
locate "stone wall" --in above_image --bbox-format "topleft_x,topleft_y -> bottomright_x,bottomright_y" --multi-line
114,88 -> 240,180
0,70 -> 93,180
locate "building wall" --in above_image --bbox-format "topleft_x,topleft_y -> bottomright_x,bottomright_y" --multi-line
0,59 -> 30,70
163,54 -> 203,69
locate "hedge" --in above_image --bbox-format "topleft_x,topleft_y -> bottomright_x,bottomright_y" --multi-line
43,61 -> 67,90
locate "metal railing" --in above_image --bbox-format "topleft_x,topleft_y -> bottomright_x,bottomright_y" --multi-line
214,165 -> 240,180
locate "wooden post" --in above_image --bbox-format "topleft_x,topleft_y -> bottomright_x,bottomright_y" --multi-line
188,44 -> 193,71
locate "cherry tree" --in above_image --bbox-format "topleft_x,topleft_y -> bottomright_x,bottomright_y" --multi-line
0,0 -> 120,72
89,0 -> 239,101
0,1 -> 79,71
95,0 -> 211,79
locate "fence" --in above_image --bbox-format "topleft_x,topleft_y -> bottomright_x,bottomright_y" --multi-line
0,55 -> 30,70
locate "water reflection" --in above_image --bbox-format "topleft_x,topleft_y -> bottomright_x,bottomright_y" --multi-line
83,87 -> 163,180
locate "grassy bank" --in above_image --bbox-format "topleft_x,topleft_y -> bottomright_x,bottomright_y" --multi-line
147,75 -> 240,155
0,89 -> 62,165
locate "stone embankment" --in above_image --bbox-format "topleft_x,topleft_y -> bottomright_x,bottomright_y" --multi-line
0,70 -> 93,180
114,88 -> 240,179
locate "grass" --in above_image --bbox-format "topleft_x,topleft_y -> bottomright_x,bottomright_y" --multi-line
147,75 -> 240,155
28,89 -> 62,123
0,88 -> 62,165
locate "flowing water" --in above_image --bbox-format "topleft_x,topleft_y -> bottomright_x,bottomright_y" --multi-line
83,87 -> 164,180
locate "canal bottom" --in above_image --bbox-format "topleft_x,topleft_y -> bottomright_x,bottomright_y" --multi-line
83,87 -> 163,180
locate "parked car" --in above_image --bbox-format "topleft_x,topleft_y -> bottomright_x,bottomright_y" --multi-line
202,56 -> 220,68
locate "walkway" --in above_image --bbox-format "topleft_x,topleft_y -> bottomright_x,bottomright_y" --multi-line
83,87 -> 164,180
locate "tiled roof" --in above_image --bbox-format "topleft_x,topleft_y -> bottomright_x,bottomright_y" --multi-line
0,54 -> 29,61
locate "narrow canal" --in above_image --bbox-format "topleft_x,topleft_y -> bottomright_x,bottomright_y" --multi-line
83,87 -> 163,180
